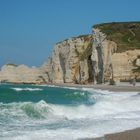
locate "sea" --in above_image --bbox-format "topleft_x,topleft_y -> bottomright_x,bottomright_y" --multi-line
0,84 -> 140,140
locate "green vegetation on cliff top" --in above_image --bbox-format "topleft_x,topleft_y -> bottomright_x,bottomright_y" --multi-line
93,22 -> 140,52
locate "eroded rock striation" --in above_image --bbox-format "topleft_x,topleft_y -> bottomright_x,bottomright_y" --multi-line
44,29 -> 115,84
44,35 -> 94,84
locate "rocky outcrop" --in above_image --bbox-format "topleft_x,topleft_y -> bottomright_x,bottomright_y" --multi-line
0,64 -> 48,84
44,35 -> 93,84
45,24 -> 140,84
91,29 -> 117,84
44,29 -> 117,84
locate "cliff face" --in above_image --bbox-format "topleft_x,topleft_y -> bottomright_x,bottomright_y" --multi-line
45,22 -> 140,84
45,35 -> 93,83
94,22 -> 140,82
45,29 -> 118,84
112,50 -> 140,81
0,64 -> 48,84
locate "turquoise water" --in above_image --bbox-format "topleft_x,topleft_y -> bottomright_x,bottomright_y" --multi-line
0,84 -> 140,140
0,84 -> 92,105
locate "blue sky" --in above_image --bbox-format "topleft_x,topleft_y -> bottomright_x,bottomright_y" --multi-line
0,0 -> 140,67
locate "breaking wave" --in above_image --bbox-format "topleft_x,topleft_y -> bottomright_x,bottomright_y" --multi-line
0,91 -> 140,120
0,100 -> 51,120
1,84 -> 140,140
11,87 -> 43,91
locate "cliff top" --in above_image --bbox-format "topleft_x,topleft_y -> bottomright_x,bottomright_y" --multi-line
56,34 -> 92,45
93,22 -> 140,52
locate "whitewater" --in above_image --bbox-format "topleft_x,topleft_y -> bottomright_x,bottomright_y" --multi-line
0,84 -> 140,140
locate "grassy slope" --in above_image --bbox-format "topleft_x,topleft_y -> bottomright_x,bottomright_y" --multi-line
93,22 -> 140,52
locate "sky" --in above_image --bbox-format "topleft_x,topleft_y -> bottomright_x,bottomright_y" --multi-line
0,0 -> 140,67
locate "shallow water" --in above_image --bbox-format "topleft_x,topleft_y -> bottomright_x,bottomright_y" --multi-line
0,84 -> 140,140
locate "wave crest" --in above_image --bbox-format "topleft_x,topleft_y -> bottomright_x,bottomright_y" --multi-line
0,100 -> 52,120
11,87 -> 43,91
21,100 -> 52,119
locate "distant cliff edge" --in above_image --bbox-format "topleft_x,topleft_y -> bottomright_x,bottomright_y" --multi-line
0,22 -> 140,84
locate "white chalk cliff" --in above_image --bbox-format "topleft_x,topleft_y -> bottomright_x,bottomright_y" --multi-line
44,27 -> 140,84
0,22 -> 140,84
0,64 -> 48,84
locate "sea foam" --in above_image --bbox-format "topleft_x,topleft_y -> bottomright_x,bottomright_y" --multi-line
1,86 -> 140,140
11,87 -> 43,91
